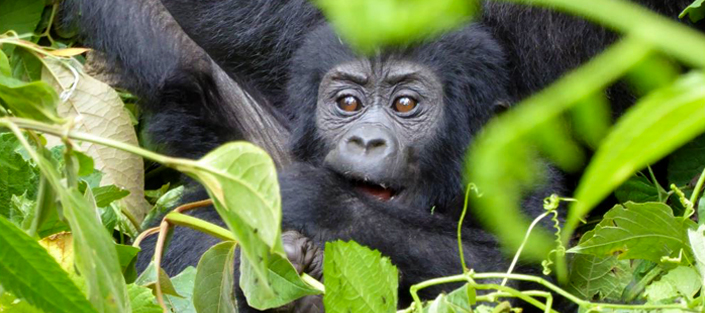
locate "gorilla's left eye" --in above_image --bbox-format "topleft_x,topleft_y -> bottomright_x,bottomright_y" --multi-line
392,96 -> 418,113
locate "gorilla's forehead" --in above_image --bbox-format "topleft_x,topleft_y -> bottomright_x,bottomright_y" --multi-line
322,58 -> 442,90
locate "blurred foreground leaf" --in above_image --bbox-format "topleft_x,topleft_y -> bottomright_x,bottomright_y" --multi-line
0,216 -> 95,313
569,72 -> 705,232
0,0 -> 45,34
315,0 -> 476,53
323,241 -> 398,313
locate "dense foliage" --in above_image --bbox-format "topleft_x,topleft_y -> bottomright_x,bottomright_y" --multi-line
1,0 -> 705,312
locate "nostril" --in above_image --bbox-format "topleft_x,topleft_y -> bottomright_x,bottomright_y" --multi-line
348,136 -> 364,147
367,139 -> 386,150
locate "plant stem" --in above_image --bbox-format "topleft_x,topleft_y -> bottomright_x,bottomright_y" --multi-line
3,117 -> 180,166
688,167 -> 705,214
457,183 -> 473,273
501,210 -> 550,286
165,212 -> 235,242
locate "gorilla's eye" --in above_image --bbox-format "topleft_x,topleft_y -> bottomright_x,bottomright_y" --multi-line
337,95 -> 362,112
393,96 -> 418,113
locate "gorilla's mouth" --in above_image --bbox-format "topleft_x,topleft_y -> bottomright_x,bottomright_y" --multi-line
353,180 -> 397,201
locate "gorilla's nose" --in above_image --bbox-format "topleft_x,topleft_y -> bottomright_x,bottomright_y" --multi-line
324,125 -> 402,183
344,127 -> 394,158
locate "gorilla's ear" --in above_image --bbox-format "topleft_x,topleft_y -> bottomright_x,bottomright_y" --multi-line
492,99 -> 512,115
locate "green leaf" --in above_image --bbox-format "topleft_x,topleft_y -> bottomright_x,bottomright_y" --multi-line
0,0 -> 45,34
115,244 -> 140,275
0,133 -> 39,219
26,148 -> 130,313
687,225 -> 705,284
127,284 -> 162,313
9,192 -> 34,227
0,75 -> 62,123
426,294 -> 453,313
323,241 -> 398,313
0,216 -> 96,313
643,279 -> 678,303
658,266 -> 701,301
680,0 -> 705,23
569,72 -> 705,232
165,267 -> 197,313
315,0 -> 477,54
174,142 -> 283,293
9,48 -> 42,81
567,255 -> 631,301
193,241 -> 237,313
0,50 -> 10,77
135,262 -> 182,298
668,133 -> 705,187
613,174 -> 660,203
568,202 -> 695,264
239,251 -> 321,309
141,185 -> 183,229
92,185 -> 130,207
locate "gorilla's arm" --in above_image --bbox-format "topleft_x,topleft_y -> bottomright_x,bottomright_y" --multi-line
60,0 -> 291,164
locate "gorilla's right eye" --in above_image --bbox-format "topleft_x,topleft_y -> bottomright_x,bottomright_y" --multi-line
336,95 -> 362,112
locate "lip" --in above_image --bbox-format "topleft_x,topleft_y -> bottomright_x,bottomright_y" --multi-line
349,178 -> 402,202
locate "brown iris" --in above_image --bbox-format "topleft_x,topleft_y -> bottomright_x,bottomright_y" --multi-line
337,95 -> 361,112
393,96 -> 417,113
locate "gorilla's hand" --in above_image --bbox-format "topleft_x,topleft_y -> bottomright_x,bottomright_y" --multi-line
271,231 -> 324,313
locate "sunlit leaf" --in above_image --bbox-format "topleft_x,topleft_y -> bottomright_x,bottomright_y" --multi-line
0,49 -> 10,77
193,241 -> 237,313
165,266 -> 197,313
323,241 -> 397,313
0,75 -> 62,123
0,216 -> 95,313
127,284 -> 162,313
568,202 -> 695,264
567,255 -> 631,301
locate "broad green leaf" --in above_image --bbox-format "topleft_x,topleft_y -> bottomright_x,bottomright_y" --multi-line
142,185 -> 184,229
0,292 -> 43,312
0,75 -> 61,123
658,266 -> 701,301
127,284 -> 162,313
567,255 -> 631,301
680,0 -> 705,22
25,148 -> 130,313
92,185 -> 130,207
569,72 -> 705,232
568,202 -> 694,264
174,142 -> 283,291
135,262 -> 182,297
323,241 -> 398,313
42,59 -> 150,220
315,0 -> 476,53
194,241 -> 237,313
9,193 -> 33,227
0,133 -> 39,218
569,93 -> 611,148
426,294 -> 453,313
613,175 -> 660,203
115,244 -> 140,275
0,50 -> 10,77
422,285 -> 474,312
0,0 -> 45,34
240,251 -> 321,309
687,225 -> 705,283
165,266 -> 197,313
644,279 -> 679,304
9,48 -> 42,81
0,216 -> 95,313
667,133 -> 705,187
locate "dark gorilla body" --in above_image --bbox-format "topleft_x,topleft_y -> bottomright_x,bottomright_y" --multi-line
60,0 -> 701,311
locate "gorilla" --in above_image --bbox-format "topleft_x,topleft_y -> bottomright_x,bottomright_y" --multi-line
60,0 -> 701,311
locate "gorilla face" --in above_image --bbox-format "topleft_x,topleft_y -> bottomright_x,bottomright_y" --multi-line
317,59 -> 444,202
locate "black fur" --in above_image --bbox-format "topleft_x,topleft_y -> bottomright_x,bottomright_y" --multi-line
62,0 -> 701,311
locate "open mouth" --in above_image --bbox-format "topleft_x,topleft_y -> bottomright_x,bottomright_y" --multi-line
352,180 -> 398,201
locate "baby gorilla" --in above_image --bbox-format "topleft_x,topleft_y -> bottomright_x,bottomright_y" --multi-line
226,24 -> 557,311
